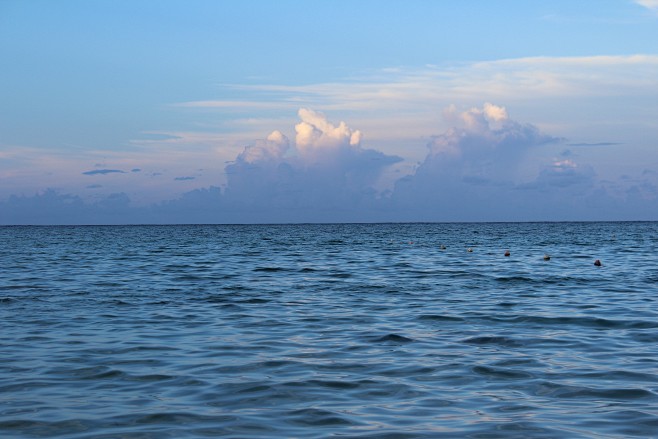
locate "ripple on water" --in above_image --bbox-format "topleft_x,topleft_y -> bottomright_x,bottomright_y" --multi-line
369,334 -> 415,343
2,223 -> 658,438
529,380 -> 657,401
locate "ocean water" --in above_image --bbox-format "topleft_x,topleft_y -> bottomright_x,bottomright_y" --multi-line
1,222 -> 658,438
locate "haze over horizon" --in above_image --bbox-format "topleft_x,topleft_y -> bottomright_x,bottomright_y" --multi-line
2,0 -> 658,224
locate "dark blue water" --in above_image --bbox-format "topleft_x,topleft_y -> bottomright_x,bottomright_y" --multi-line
1,223 -> 658,438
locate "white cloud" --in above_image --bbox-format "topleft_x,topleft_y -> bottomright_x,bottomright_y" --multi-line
6,51 -> 658,223
167,55 -> 658,165
197,55 -> 658,109
483,102 -> 508,122
425,103 -> 560,169
387,103 -> 576,220
223,109 -> 401,215
552,159 -> 578,169
635,0 -> 658,11
441,102 -> 509,136
4,103 -> 657,223
295,108 -> 362,158
236,130 -> 290,164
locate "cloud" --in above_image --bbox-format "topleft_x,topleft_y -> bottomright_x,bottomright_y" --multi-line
421,103 -> 560,177
567,142 -> 622,147
635,0 -> 658,11
0,189 -> 140,225
3,102 -> 657,224
82,169 -> 126,175
295,108 -> 362,155
187,55 -> 658,115
527,159 -> 596,189
234,130 -> 290,165
152,186 -> 224,224
131,168 -> 142,173
222,109 -> 402,220
173,100 -> 294,110
146,54 -> 658,198
388,104 -> 569,220
96,192 -> 131,210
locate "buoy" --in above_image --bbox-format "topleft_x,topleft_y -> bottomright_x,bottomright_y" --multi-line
504,250 -> 510,257
543,254 -> 551,261
594,259 -> 602,266
467,247 -> 473,252
440,245 -> 446,250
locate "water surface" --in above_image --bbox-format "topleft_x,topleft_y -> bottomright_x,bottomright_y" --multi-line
1,223 -> 657,438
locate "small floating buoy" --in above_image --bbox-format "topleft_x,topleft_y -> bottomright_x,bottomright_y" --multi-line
594,259 -> 602,266
467,247 -> 473,252
440,244 -> 446,250
504,250 -> 510,257
543,254 -> 551,261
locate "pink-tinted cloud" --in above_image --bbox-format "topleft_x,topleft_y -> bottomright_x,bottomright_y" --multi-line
223,109 -> 402,216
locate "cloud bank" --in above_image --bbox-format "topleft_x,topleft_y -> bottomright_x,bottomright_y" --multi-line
3,104 -> 656,224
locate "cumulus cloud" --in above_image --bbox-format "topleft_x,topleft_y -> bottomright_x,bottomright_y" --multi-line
389,103 -> 567,220
3,104 -> 656,224
422,103 -> 560,179
222,109 -> 402,220
388,103 -> 656,221
235,130 -> 290,165
183,55 -> 658,148
295,108 -> 362,156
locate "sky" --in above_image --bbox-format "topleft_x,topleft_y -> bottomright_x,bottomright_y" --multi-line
1,0 -> 658,224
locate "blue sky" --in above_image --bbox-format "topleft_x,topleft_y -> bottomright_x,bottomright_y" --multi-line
1,0 -> 658,223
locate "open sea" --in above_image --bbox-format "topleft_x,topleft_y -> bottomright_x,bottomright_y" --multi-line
1,222 -> 658,438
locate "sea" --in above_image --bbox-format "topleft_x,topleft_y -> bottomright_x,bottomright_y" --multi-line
1,222 -> 657,438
